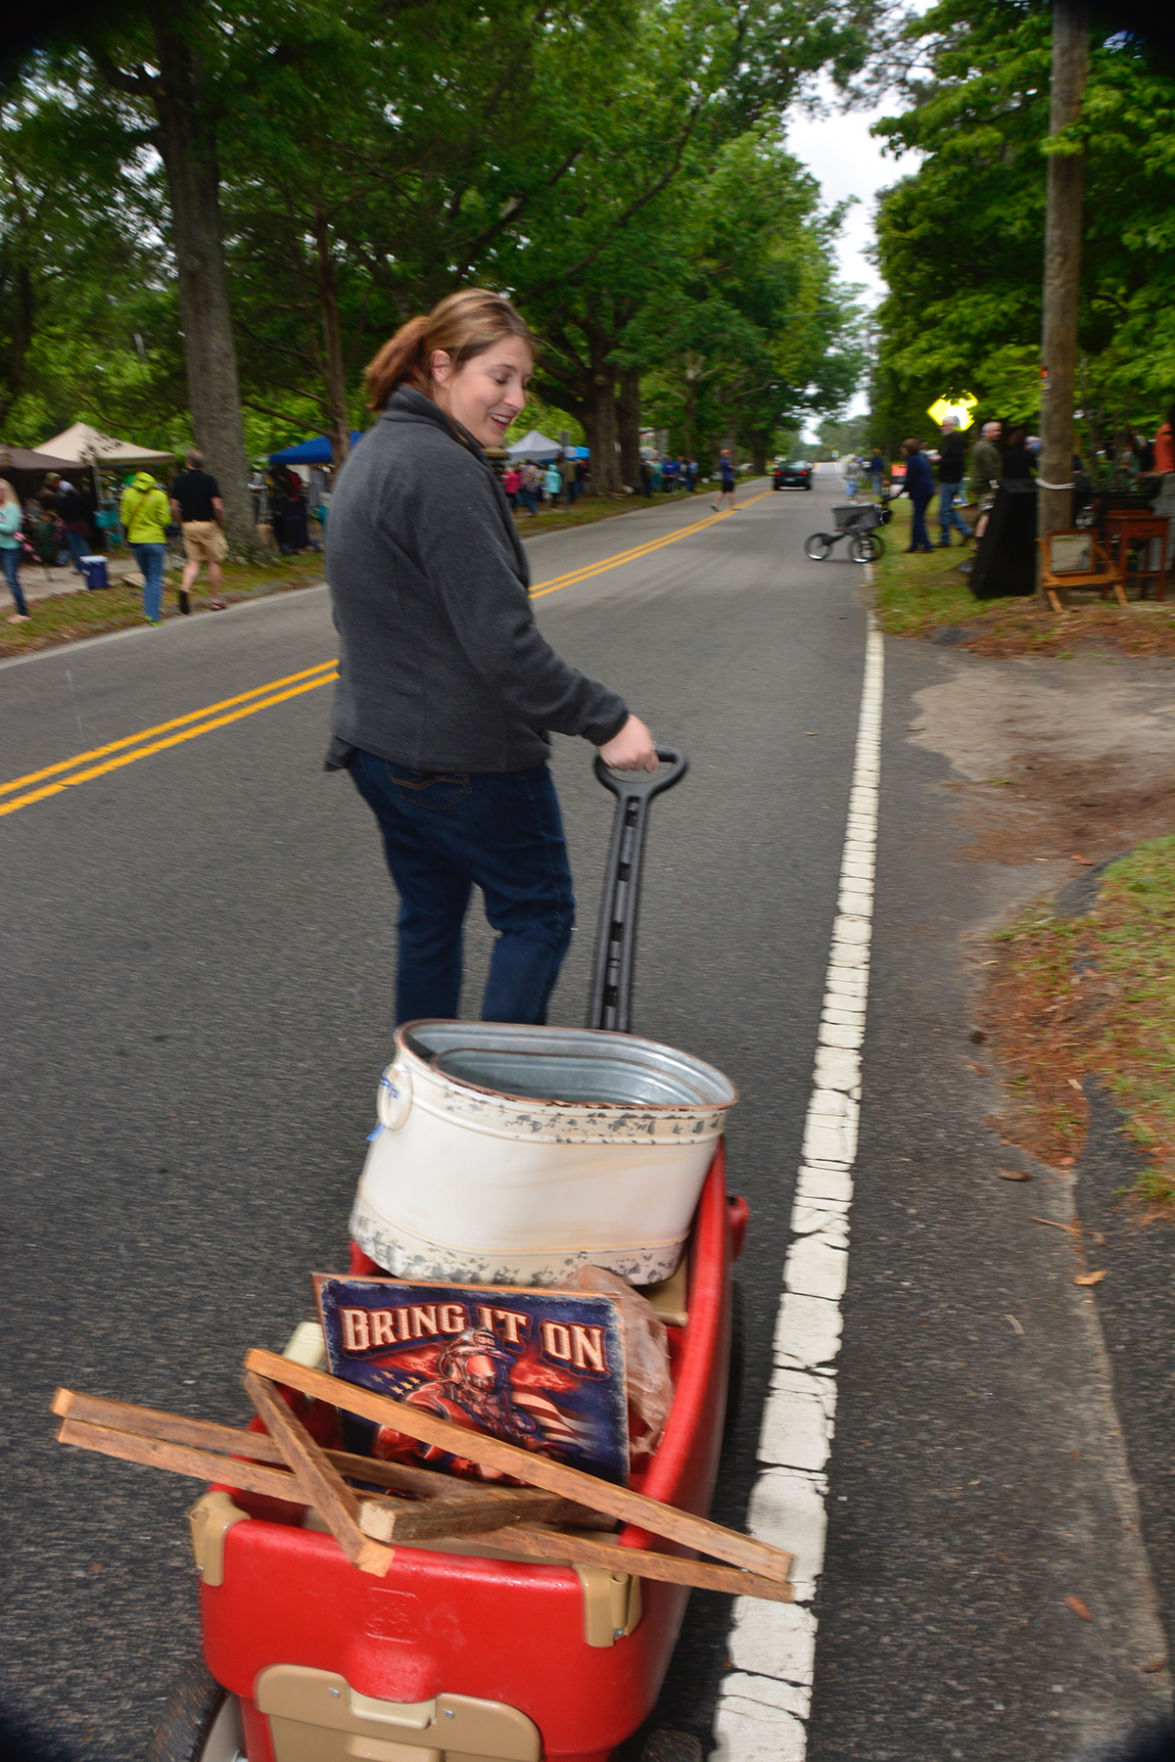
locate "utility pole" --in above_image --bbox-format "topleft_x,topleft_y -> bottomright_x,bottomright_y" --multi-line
1038,0 -> 1090,557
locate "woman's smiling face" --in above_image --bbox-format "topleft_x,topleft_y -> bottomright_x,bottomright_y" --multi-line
431,336 -> 532,448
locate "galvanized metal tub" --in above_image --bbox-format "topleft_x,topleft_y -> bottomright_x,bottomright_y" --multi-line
349,1020 -> 738,1287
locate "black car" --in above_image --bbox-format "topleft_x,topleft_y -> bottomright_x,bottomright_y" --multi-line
773,459 -> 812,490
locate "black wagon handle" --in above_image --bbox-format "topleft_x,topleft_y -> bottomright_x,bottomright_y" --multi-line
586,746 -> 689,1035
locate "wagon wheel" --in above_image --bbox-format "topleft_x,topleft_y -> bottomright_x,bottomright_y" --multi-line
149,1657 -> 245,1762
849,531 -> 882,564
804,532 -> 834,561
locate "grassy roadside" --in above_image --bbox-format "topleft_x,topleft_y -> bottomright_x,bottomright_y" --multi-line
873,496 -> 1175,658
0,553 -> 326,659
981,835 -> 1175,1216
0,490 -> 704,661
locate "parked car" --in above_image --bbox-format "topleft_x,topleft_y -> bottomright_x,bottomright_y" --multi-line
773,459 -> 813,490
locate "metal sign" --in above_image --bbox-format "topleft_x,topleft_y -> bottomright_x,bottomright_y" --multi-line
926,393 -> 978,429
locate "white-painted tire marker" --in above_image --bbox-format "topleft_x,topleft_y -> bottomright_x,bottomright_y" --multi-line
712,613 -> 884,1761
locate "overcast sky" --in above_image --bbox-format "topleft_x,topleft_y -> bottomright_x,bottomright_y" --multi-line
786,79 -> 921,432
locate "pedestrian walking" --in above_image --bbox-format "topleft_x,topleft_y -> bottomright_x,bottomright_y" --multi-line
559,451 -> 576,508
520,461 -> 539,515
170,449 -> 227,612
868,447 -> 884,498
900,438 -> 935,552
842,453 -> 860,500
935,418 -> 972,547
119,471 -> 172,624
325,287 -> 657,1026
711,447 -> 736,511
543,460 -> 562,506
502,463 -> 522,509
0,478 -> 31,622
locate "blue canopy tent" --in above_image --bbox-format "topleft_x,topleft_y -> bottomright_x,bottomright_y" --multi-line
269,432 -> 362,465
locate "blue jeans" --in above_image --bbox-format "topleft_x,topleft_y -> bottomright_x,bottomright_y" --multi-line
65,529 -> 89,573
133,542 -> 167,621
910,495 -> 933,550
938,481 -> 972,543
2,546 -> 28,615
349,754 -> 575,1026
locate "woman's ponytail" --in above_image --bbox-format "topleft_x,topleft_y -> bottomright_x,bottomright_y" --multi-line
364,315 -> 431,411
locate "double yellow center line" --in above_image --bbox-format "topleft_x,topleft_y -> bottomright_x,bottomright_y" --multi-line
0,661 -> 339,819
1,491 -> 770,819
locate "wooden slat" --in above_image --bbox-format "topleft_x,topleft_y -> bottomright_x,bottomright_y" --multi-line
469,1523 -> 793,1603
58,1417 -> 312,1504
50,1387 -> 611,1531
359,1491 -> 556,1545
56,1416 -> 524,1550
55,1400 -> 790,1599
245,1349 -> 793,1585
241,1371 -> 391,1576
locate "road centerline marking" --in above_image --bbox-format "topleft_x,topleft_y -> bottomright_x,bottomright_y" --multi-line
712,612 -> 884,1760
0,659 -> 339,800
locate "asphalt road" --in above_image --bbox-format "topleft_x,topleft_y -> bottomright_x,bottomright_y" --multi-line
2,471 -> 1169,1761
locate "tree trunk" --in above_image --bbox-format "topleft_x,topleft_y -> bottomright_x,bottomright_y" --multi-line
313,203 -> 351,465
585,324 -> 621,494
0,262 -> 35,430
1037,0 -> 1088,563
617,367 -> 641,489
146,1 -> 256,554
682,353 -> 704,457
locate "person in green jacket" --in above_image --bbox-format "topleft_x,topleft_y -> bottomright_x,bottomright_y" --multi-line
119,471 -> 173,623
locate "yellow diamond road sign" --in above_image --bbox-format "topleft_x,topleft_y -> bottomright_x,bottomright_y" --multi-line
927,393 -> 978,429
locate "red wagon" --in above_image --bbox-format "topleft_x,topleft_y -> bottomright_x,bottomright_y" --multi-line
153,753 -> 749,1762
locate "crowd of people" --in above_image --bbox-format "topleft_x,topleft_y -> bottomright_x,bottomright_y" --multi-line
639,454 -> 701,496
500,452 -> 588,514
0,471 -> 104,622
844,409 -> 1175,557
0,452 -> 233,626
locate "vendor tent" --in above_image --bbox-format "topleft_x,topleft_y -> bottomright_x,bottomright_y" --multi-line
39,422 -> 173,468
269,433 -> 362,465
0,444 -> 81,475
506,429 -> 562,462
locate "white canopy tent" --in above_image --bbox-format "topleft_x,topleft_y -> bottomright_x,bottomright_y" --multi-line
39,422 -> 174,470
506,429 -> 562,462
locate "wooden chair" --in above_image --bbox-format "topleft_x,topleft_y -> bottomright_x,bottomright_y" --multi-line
1104,509 -> 1168,601
1037,529 -> 1126,615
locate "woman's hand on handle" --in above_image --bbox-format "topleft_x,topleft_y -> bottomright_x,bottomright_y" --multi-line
598,714 -> 659,773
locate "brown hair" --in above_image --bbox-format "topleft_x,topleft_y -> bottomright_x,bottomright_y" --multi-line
364,288 -> 535,412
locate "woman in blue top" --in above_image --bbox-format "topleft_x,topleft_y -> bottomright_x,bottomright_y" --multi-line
0,479 -> 30,621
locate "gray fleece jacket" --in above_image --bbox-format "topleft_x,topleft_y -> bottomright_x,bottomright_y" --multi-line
326,387 -> 628,771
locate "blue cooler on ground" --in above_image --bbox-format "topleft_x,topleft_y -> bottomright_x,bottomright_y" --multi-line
81,555 -> 108,590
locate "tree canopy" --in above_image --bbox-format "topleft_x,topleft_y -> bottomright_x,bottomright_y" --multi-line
2,0 -> 877,498
870,0 -> 1175,456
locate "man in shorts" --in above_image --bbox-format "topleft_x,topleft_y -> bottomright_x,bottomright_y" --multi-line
170,449 -> 227,611
711,447 -> 736,511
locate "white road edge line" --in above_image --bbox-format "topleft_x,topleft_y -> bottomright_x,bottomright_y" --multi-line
713,610 -> 884,1761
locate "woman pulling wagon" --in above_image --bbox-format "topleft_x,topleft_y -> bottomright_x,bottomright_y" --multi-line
325,288 -> 657,1027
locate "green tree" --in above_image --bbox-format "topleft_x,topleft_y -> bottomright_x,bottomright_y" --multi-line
871,0 -> 1175,456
